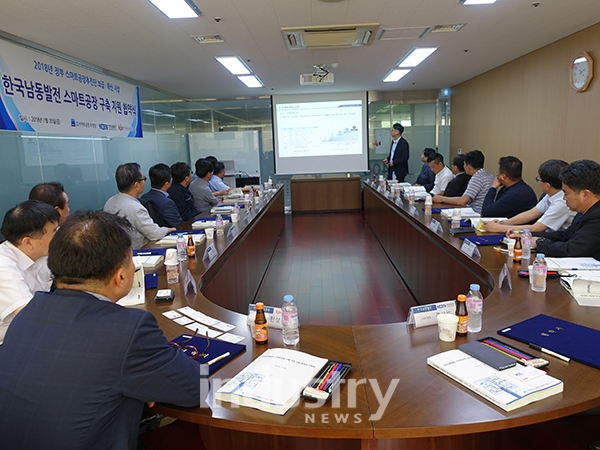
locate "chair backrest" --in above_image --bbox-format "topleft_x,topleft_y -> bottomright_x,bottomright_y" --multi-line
140,198 -> 167,228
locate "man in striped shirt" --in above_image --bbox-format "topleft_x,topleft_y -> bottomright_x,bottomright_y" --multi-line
432,150 -> 494,213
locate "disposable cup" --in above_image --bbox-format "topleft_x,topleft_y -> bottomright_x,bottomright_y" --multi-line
164,248 -> 178,265
205,228 -> 215,239
437,314 -> 459,342
231,213 -> 239,223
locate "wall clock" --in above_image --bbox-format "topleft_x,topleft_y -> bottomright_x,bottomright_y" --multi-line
570,51 -> 593,92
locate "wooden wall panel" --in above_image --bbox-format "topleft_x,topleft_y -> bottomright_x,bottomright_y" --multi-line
451,22 -> 600,196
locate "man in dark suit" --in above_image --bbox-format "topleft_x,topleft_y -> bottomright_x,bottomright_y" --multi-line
383,123 -> 409,181
0,211 -> 209,450
141,163 -> 183,227
443,154 -> 471,197
529,159 -> 600,259
168,162 -> 201,221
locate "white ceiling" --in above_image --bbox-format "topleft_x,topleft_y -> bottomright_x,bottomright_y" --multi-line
1,0 -> 600,100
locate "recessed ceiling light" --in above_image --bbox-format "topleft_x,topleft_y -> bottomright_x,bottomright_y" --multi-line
237,75 -> 264,88
461,0 -> 497,4
382,69 -> 410,83
148,0 -> 200,18
398,47 -> 437,68
216,56 -> 252,75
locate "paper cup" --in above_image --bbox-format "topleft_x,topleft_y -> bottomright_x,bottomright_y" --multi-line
205,228 -> 215,239
165,248 -> 178,265
437,314 -> 459,342
528,265 -> 534,285
507,240 -> 516,258
231,213 -> 239,223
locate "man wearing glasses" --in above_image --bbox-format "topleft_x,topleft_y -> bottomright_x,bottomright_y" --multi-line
484,159 -> 576,233
0,211 -> 209,450
104,162 -> 175,249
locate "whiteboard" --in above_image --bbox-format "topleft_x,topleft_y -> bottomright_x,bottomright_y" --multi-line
188,131 -> 260,178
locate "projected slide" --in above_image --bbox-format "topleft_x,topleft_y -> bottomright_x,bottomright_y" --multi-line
276,100 -> 363,158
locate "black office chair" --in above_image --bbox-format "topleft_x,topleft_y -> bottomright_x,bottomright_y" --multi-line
140,198 -> 168,228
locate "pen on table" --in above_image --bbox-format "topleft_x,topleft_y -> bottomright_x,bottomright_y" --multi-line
136,251 -> 159,256
322,364 -> 343,391
326,366 -> 350,393
317,364 -> 338,390
493,247 -> 508,254
207,352 -> 230,366
528,344 -> 570,362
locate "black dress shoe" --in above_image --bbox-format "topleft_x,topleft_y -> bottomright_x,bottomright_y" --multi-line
589,439 -> 600,450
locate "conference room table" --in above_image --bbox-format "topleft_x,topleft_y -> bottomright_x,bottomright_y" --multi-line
141,183 -> 600,450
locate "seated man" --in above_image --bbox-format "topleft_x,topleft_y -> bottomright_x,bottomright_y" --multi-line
528,160 -> 600,258
443,154 -> 471,197
481,156 -> 538,218
168,162 -> 201,221
414,148 -> 436,192
189,159 -> 219,213
485,159 -> 576,233
140,163 -> 183,227
0,211 -> 208,449
0,200 -> 59,344
103,162 -> 175,249
432,149 -> 495,214
208,161 -> 232,196
28,181 -> 70,224
428,153 -> 454,196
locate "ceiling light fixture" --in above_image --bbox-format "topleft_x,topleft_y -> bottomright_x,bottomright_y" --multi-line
382,69 -> 410,83
398,47 -> 438,68
216,56 -> 252,75
461,0 -> 497,5
148,0 -> 201,18
237,75 -> 264,88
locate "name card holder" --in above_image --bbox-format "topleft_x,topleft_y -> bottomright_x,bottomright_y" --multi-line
461,238 -> 481,258
203,243 -> 218,262
227,224 -> 238,239
406,300 -> 456,328
429,218 -> 443,235
247,304 -> 283,329
498,263 -> 513,290
409,205 -> 419,218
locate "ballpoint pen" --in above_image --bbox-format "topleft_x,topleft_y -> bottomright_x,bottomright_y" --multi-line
208,352 -> 230,366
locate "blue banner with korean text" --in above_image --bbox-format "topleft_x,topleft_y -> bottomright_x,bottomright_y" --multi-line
0,39 -> 142,138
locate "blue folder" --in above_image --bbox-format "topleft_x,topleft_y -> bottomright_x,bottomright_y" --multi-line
459,234 -> 505,246
170,333 -> 246,375
498,314 -> 600,369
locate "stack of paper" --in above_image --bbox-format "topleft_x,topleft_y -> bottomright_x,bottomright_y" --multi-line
440,207 -> 480,218
545,257 -> 600,271
560,271 -> 600,306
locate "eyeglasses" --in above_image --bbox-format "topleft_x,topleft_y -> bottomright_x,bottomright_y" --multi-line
136,176 -> 147,183
535,176 -> 543,182
169,330 -> 210,359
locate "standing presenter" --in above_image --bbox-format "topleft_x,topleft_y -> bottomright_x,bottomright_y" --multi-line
383,123 -> 410,181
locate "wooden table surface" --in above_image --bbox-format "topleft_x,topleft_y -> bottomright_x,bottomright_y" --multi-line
141,183 -> 600,450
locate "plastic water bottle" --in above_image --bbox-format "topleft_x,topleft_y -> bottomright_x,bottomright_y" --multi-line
282,294 -> 300,345
531,253 -> 547,292
268,176 -> 273,188
233,202 -> 240,214
466,284 -> 483,332
521,229 -> 532,260
176,233 -> 187,261
216,214 -> 224,237
424,194 -> 432,215
408,187 -> 415,204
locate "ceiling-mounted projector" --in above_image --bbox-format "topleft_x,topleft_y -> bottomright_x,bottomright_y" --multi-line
300,73 -> 334,85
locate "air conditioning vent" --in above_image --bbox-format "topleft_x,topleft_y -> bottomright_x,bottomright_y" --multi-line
430,24 -> 466,33
282,23 -> 379,50
191,35 -> 225,44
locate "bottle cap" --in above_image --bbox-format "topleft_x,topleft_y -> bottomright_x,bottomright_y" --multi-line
283,294 -> 294,302
469,284 -> 480,291
457,294 -> 466,302
523,228 -> 530,233
178,232 -> 183,237
256,302 -> 264,310
536,253 -> 545,258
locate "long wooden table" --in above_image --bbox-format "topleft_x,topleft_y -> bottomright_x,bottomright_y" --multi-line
144,183 -> 600,450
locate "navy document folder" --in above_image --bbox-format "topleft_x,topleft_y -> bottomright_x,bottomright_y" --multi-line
498,314 -> 600,369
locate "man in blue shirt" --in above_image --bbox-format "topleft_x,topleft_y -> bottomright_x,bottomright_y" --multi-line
481,156 -> 538,218
208,161 -> 232,196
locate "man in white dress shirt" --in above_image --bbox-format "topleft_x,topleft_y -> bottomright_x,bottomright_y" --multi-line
428,152 -> 455,196
0,200 -> 60,344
